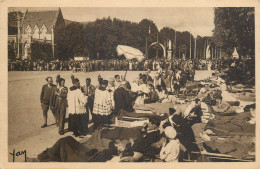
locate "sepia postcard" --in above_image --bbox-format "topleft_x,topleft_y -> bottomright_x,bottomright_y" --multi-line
0,0 -> 259,169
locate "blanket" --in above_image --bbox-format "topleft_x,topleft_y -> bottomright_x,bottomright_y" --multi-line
205,112 -> 255,136
203,135 -> 255,159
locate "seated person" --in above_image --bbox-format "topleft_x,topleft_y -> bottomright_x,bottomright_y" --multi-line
114,81 -> 139,115
183,98 -> 203,125
135,77 -> 150,105
144,84 -> 159,104
173,80 -> 181,96
202,92 -> 216,106
160,126 -> 180,162
120,117 -> 161,162
156,85 -> 172,103
156,85 -> 167,100
161,108 -> 198,155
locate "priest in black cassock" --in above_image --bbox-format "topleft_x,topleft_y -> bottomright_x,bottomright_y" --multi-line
114,81 -> 137,115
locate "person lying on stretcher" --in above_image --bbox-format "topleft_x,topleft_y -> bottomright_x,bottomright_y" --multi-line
212,95 -> 243,115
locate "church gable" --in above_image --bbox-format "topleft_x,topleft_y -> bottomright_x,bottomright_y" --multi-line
22,9 -> 62,34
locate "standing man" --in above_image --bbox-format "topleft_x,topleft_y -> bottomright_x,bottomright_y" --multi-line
40,77 -> 57,128
54,78 -> 68,135
83,78 -> 96,132
161,72 -> 172,92
114,75 -> 121,89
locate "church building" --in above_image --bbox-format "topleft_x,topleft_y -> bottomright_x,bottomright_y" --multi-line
20,8 -> 65,59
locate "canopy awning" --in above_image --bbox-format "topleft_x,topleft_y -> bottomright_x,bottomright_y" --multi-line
116,45 -> 144,62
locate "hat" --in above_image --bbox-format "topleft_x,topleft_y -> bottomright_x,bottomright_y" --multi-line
164,126 -> 177,139
169,108 -> 176,115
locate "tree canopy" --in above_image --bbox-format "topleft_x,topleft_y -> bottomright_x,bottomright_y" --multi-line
212,7 -> 255,59
55,11 -> 254,60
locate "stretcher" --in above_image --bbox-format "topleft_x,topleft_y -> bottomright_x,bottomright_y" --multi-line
191,150 -> 255,162
116,116 -> 149,128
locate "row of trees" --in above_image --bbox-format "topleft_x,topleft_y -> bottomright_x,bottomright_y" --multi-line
8,8 -> 255,61
55,7 -> 254,61
55,18 -> 211,60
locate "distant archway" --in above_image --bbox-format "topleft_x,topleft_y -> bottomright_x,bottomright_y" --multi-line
148,42 -> 166,58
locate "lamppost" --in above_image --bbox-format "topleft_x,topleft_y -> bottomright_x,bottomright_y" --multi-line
193,32 -> 197,60
145,27 -> 160,60
145,27 -> 150,59
156,31 -> 159,59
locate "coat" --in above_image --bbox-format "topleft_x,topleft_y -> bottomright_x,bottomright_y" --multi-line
82,84 -> 96,104
40,84 -> 56,106
160,139 -> 180,162
67,86 -> 88,114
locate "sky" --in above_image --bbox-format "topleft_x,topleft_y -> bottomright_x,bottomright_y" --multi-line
9,7 -> 215,37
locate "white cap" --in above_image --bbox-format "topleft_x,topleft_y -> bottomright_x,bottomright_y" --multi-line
164,126 -> 177,139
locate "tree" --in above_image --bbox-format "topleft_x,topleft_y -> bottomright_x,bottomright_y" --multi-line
55,16 -> 210,61
8,43 -> 16,60
138,19 -> 158,53
212,7 -> 255,59
55,22 -> 85,60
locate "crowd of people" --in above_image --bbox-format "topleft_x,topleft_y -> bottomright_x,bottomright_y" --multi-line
35,55 -> 256,162
39,66 -> 199,162
9,58 -> 222,72
8,57 -> 255,87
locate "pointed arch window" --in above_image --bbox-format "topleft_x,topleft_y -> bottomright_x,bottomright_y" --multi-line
26,25 -> 32,38
33,25 -> 40,39
41,24 -> 48,39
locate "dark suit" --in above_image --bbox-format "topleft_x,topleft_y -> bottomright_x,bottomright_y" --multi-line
40,84 -> 57,125
171,114 -> 199,152
82,84 -> 95,132
83,84 -> 95,114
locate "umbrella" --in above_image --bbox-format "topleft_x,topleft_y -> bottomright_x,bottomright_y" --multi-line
116,45 -> 145,78
116,45 -> 144,62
